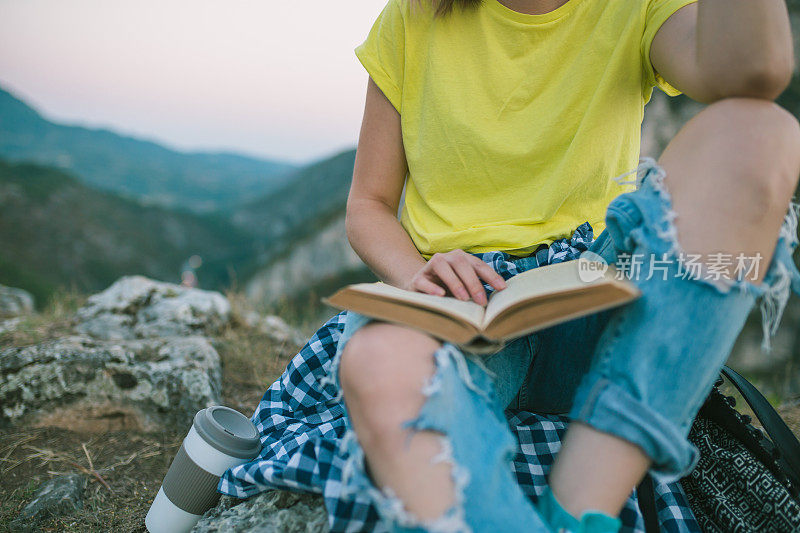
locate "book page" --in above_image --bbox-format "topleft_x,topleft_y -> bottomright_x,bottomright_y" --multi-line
482,260 -> 592,326
484,285 -> 636,340
337,282 -> 487,327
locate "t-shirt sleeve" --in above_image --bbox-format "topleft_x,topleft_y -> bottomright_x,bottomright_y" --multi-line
641,0 -> 698,97
355,0 -> 405,113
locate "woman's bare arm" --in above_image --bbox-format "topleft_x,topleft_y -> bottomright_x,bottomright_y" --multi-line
346,78 -> 506,305
651,1 -> 794,103
346,78 -> 428,289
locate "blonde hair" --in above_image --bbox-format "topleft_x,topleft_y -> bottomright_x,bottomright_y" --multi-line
424,0 -> 482,17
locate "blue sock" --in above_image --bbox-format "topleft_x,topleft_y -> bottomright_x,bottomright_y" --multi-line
535,486 -> 622,533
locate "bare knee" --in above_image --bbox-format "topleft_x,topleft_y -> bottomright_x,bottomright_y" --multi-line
699,98 -> 800,203
340,323 -> 441,396
665,98 -> 800,218
699,97 -> 800,138
339,323 -> 441,437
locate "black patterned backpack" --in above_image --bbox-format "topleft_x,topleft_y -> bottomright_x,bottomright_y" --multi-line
637,366 -> 800,533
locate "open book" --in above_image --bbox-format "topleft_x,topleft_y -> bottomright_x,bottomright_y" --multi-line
323,259 -> 640,354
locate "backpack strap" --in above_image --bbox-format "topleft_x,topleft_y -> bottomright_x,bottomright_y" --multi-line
720,365 -> 800,490
636,473 -> 660,533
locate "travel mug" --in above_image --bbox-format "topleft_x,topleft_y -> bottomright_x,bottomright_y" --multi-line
145,406 -> 261,533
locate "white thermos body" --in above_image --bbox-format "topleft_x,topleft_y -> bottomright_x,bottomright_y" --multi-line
145,406 -> 261,533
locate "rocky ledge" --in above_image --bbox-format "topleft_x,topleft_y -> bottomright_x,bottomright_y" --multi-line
0,277 -> 231,431
0,277 -> 325,530
192,491 -> 328,533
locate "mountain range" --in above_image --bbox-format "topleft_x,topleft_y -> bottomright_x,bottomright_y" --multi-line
0,85 -> 367,306
0,159 -> 252,304
0,88 -> 296,212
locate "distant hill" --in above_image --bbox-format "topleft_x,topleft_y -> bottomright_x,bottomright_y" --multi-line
0,159 -> 251,304
0,87 -> 297,212
0,147 -> 360,306
230,148 -> 377,305
232,148 -> 356,252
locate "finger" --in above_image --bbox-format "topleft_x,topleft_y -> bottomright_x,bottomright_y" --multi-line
413,276 -> 446,296
430,260 -> 469,301
469,258 -> 507,290
450,258 -> 489,305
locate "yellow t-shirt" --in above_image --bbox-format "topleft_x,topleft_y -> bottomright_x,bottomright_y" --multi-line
355,0 -> 697,258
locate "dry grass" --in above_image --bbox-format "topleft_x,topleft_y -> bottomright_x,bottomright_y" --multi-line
0,427 -> 182,533
0,290 -> 300,532
216,290 -> 302,412
778,402 -> 800,434
0,287 -> 85,348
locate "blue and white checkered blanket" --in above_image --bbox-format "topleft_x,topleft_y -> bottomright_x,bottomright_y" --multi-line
218,223 -> 700,532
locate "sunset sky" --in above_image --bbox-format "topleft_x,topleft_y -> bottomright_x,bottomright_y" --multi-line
0,0 -> 387,164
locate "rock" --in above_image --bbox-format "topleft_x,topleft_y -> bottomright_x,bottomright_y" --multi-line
192,491 -> 328,533
0,276 -> 229,431
0,316 -> 22,335
9,473 -> 87,531
245,213 -> 365,305
76,276 -> 230,340
0,334 -> 221,431
241,311 -> 304,346
0,284 -> 34,318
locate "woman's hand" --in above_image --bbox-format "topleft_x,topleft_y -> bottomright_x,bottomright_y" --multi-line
404,249 -> 507,306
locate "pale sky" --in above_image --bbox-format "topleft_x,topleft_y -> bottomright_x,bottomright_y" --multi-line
0,0 -> 388,164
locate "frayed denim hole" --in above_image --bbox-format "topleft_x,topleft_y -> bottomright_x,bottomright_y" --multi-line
613,159 -> 749,294
618,167 -> 798,353
337,349 -> 474,531
378,483 -> 472,533
707,200 -> 800,352
612,156 -> 663,191
780,199 -> 799,248
755,200 -> 800,352
402,345 -> 494,439
342,437 -> 473,532
386,345 -> 475,532
637,162 -> 683,259
612,156 -> 683,261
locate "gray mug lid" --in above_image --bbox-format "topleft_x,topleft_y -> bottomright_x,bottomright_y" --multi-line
193,406 -> 261,459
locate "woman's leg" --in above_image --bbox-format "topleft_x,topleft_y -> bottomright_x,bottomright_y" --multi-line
549,97 -> 800,519
338,320 -> 548,531
340,323 -> 451,520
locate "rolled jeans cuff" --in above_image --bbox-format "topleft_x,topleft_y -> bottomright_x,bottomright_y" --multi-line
568,375 -> 700,484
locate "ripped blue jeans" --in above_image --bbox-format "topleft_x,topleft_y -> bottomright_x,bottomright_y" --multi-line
329,157 -> 800,531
